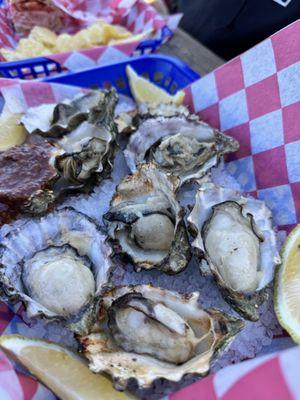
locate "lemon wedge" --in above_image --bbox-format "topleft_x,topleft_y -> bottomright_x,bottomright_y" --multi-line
126,65 -> 185,105
0,335 -> 133,400
0,113 -> 27,151
275,224 -> 300,343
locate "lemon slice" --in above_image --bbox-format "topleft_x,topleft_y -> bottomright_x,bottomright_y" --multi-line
275,224 -> 300,343
0,113 -> 27,151
126,65 -> 185,105
0,335 -> 132,400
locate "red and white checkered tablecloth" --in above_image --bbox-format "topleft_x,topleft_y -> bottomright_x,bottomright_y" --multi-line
0,0 -> 181,71
0,19 -> 299,400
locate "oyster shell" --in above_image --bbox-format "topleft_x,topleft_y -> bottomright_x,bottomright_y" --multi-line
124,104 -> 239,184
138,102 -> 192,119
22,91 -> 111,138
1,89 -> 118,217
188,183 -> 281,320
22,89 -> 118,186
103,163 -> 190,273
114,94 -> 137,135
79,284 -> 244,390
0,207 -> 113,334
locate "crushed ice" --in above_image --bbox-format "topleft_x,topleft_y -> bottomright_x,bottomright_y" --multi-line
0,121 -> 290,400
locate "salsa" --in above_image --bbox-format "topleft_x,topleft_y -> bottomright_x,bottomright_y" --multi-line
0,143 -> 57,208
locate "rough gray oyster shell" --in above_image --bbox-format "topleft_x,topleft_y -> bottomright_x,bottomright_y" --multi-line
12,90 -> 119,215
22,89 -> 118,186
138,102 -> 191,119
188,183 -> 281,321
103,163 -> 190,273
21,91 -> 111,138
79,284 -> 244,390
124,104 -> 239,185
0,207 -> 113,335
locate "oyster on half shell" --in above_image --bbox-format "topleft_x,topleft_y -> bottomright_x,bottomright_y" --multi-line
188,183 -> 281,320
0,207 -> 113,335
124,104 -> 239,185
0,89 -> 119,218
103,163 -> 190,273
22,91 -> 113,138
22,89 -> 118,186
79,285 -> 244,390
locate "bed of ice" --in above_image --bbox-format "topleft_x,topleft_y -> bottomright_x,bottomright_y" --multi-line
0,95 -> 291,399
1,148 -> 287,399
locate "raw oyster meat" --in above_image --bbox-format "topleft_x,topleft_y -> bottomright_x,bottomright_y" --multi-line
79,284 -> 244,390
124,104 -> 239,184
0,207 -> 113,335
22,89 -> 118,185
188,183 -> 281,320
103,163 -> 190,273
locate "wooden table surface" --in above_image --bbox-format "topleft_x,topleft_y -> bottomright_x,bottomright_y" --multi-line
160,28 -> 224,76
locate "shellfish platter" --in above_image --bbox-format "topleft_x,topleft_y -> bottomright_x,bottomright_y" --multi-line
0,20 -> 300,400
0,0 -> 180,73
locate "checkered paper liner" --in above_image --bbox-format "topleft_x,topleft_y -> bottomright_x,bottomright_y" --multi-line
184,20 -> 300,236
0,0 -> 181,72
0,20 -> 299,400
169,345 -> 300,400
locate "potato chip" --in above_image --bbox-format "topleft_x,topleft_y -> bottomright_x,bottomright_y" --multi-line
29,26 -> 57,49
0,48 -> 21,62
86,23 -> 105,45
0,20 -> 142,60
73,30 -> 93,49
17,38 -> 47,58
112,24 -> 132,35
15,38 -> 29,53
109,29 -> 153,45
101,23 -> 132,45
55,33 -> 77,53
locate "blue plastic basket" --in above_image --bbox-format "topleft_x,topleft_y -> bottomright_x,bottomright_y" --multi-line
0,26 -> 174,80
43,54 -> 200,96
